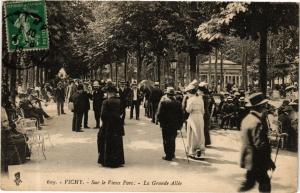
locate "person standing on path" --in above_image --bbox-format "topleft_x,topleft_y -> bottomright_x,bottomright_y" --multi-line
91,81 -> 104,129
129,82 -> 142,120
156,87 -> 183,161
54,82 -> 66,116
185,83 -> 206,159
118,81 -> 131,124
198,82 -> 211,146
238,92 -> 275,193
82,85 -> 91,129
149,82 -> 163,123
70,84 -> 85,132
66,80 -> 77,104
98,85 -> 125,168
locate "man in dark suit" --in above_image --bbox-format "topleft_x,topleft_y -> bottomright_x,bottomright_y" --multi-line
278,106 -> 294,149
118,81 -> 131,124
149,82 -> 163,123
54,82 -> 66,116
156,87 -> 183,161
70,84 -> 87,132
129,82 -> 142,120
91,81 -> 104,129
82,87 -> 91,129
239,92 -> 275,193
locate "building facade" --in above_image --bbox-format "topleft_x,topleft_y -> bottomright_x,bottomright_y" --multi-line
199,59 -> 250,89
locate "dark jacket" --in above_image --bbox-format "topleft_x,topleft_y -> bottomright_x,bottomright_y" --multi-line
156,95 -> 183,130
54,87 -> 65,102
128,88 -> 143,104
119,87 -> 131,108
149,87 -> 163,103
70,90 -> 90,113
240,111 -> 272,171
101,97 -> 124,136
92,89 -> 104,111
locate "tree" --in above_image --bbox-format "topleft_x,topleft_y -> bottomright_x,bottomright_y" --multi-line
197,2 -> 299,95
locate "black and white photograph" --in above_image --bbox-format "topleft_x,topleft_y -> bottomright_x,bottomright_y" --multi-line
1,1 -> 299,192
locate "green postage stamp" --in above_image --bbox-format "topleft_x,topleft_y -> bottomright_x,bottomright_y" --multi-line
5,1 -> 49,52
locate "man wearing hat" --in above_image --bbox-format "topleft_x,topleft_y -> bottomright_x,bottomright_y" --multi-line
129,82 -> 142,120
278,106 -> 294,150
118,81 -> 131,124
149,82 -> 163,123
238,92 -> 275,193
91,80 -> 104,129
70,84 -> 86,132
54,82 -> 66,116
156,87 -> 183,161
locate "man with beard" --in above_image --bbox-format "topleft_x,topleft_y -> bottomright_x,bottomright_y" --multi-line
91,81 -> 104,129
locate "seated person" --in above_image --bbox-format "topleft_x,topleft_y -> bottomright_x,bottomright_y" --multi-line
18,94 -> 44,127
29,94 -> 51,119
1,105 -> 30,170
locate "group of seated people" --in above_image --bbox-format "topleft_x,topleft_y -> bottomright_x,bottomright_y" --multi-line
1,91 -> 52,172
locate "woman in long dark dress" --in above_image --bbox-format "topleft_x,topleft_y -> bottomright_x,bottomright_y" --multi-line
97,85 -> 125,168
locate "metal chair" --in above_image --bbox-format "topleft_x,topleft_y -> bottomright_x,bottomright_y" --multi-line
15,118 -> 47,160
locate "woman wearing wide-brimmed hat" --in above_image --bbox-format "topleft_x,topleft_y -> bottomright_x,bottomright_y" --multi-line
97,85 -> 125,168
184,83 -> 205,158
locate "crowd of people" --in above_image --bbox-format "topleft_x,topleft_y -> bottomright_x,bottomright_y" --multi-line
1,77 -> 298,192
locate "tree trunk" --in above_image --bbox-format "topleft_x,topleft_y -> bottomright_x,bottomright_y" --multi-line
109,63 -> 113,79
189,50 -> 197,81
214,48 -> 218,91
124,53 -> 128,81
136,48 -> 142,83
196,55 -> 200,80
208,55 -> 212,85
220,51 -> 224,91
115,63 -> 118,86
259,27 -> 268,96
244,53 -> 248,91
157,55 -> 161,83
36,66 -> 40,85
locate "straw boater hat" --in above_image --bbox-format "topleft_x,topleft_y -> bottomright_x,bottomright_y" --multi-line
93,81 -> 100,87
245,92 -> 269,107
166,87 -> 175,95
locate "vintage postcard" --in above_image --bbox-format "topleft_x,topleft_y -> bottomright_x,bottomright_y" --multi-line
1,1 -> 298,192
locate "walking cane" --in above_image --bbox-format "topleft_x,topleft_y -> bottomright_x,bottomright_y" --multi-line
270,133 -> 287,179
179,130 -> 189,164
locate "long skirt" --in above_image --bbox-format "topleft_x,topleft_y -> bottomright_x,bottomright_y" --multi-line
97,129 -> 125,167
186,113 -> 205,156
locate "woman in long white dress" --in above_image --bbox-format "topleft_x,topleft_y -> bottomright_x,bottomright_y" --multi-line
185,85 -> 205,158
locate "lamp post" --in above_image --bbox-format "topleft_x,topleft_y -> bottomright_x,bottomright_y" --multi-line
170,59 -> 177,88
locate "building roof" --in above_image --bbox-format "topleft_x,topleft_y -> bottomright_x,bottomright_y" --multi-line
202,59 -> 237,65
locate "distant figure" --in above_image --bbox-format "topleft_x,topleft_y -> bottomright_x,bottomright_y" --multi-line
54,82 -> 65,116
98,85 -> 125,168
70,84 -> 85,132
150,82 -> 163,123
118,81 -> 131,124
129,82 -> 142,120
91,81 -> 104,129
